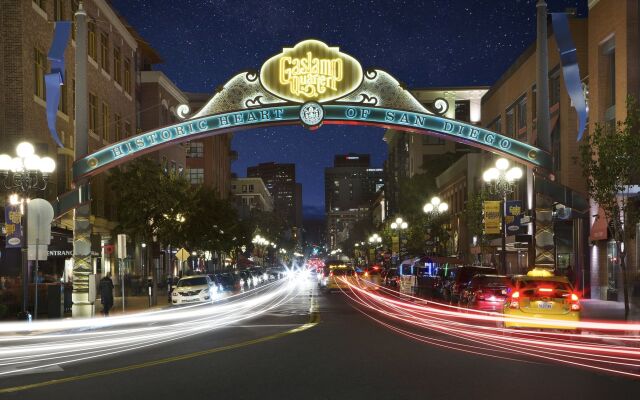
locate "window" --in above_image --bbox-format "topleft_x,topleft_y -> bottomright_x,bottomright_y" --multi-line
101,102 -> 110,141
88,21 -> 97,60
249,184 -> 254,192
33,0 -> 45,10
242,185 -> 248,193
113,47 -> 121,85
186,142 -> 204,158
100,33 -> 109,73
187,168 -> 204,184
71,1 -> 78,40
505,106 -> 515,137
516,96 -> 527,140
34,48 -> 46,99
124,59 -> 131,93
602,38 -> 616,129
531,85 -> 537,120
114,113 -> 122,142
89,93 -> 97,132
58,74 -> 68,114
53,0 -> 63,20
488,116 -> 501,133
124,121 -> 131,138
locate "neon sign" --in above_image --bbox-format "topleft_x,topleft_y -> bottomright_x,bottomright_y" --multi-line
260,39 -> 363,103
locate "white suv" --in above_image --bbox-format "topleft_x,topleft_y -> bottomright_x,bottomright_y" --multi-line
171,275 -> 214,305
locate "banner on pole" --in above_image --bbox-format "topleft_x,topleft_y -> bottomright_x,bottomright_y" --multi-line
483,201 -> 501,235
505,200 -> 524,236
4,204 -> 23,248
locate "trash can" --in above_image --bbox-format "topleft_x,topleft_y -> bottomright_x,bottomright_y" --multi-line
48,284 -> 64,318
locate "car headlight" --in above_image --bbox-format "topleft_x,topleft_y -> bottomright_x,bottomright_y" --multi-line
172,291 -> 178,296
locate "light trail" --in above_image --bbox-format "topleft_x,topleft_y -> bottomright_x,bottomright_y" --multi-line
0,273 -> 309,377
341,278 -> 640,379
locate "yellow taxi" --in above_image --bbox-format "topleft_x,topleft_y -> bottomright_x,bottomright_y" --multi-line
321,264 -> 357,292
503,268 -> 581,330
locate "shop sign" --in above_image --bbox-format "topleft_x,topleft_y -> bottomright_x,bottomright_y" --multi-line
4,204 -> 22,248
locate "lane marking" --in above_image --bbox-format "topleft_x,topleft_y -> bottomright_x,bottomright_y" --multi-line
0,292 -> 319,394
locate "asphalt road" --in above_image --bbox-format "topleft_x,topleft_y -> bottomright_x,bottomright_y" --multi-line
1,279 -> 639,400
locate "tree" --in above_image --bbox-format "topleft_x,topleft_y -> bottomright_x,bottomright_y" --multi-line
108,157 -> 192,247
579,96 -> 640,318
463,190 -> 489,261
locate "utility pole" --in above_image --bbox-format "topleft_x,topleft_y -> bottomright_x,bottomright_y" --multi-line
72,2 -> 94,317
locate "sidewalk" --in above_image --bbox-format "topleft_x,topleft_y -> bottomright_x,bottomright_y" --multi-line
580,298 -> 640,322
99,293 -> 170,316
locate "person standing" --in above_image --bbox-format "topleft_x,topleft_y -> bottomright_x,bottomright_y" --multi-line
99,273 -> 114,316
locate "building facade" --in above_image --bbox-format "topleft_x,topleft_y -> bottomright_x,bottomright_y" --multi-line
231,177 -> 274,218
325,153 -> 383,249
246,162 -> 301,233
185,92 -> 234,199
0,0 -> 143,281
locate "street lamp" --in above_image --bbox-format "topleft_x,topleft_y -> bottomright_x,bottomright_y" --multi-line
423,196 -> 449,256
423,196 -> 449,215
390,217 -> 408,262
0,142 -> 55,320
483,157 -> 523,273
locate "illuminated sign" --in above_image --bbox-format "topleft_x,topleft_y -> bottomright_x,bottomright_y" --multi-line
260,39 -> 363,103
74,104 -> 551,181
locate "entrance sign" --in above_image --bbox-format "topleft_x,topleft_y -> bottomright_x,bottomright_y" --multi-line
260,39 -> 363,103
73,39 -> 552,182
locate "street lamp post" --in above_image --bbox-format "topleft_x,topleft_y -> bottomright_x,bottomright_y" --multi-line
368,234 -> 382,265
390,217 -> 408,263
0,142 -> 56,320
482,158 -> 523,274
423,196 -> 449,256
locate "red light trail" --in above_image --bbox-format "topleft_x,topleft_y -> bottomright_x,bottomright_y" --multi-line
340,278 -> 640,379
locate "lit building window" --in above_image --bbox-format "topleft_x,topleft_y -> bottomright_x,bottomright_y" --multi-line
89,93 -> 97,132
101,102 -> 110,141
88,21 -> 97,60
113,47 -> 121,85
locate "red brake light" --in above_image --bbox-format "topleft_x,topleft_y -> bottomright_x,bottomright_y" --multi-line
538,287 -> 553,292
570,293 -> 580,311
509,291 -> 520,309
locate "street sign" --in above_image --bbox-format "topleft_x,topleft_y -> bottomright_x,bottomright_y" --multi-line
176,248 -> 190,262
117,234 -> 127,260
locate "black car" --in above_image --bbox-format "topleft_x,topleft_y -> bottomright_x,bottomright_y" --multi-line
217,272 -> 241,292
442,266 -> 498,304
381,268 -> 399,289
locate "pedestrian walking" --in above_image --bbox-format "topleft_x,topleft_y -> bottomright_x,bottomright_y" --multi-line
99,273 -> 115,316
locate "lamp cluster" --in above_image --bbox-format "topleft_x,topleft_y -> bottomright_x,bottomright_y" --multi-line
0,142 -> 56,195
390,217 -> 408,230
368,233 -> 382,244
252,234 -> 275,248
423,196 -> 449,215
482,158 -> 523,195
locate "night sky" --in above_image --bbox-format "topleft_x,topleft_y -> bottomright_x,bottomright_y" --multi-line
111,0 -> 586,218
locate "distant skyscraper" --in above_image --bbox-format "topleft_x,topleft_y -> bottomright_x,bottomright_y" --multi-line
247,162 -> 301,234
324,153 -> 383,248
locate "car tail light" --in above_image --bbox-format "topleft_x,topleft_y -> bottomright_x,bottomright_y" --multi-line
570,293 -> 580,311
509,291 -> 520,309
329,271 -> 334,277
538,287 -> 553,293
364,271 -> 369,277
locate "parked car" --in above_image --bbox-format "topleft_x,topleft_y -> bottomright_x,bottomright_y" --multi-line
171,275 -> 214,305
459,274 -> 511,311
443,266 -> 498,304
217,273 -> 241,292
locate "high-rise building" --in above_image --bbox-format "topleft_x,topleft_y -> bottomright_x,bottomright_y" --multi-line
184,92 -> 234,199
247,162 -> 301,233
324,153 -> 383,248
